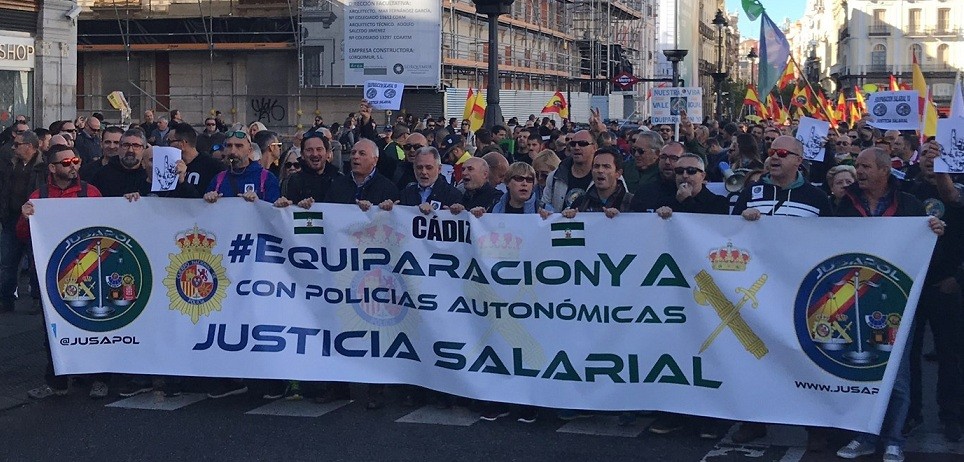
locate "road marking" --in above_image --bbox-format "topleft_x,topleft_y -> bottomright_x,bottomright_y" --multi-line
106,392 -> 206,411
777,447 -> 806,462
396,405 -> 480,426
246,399 -> 352,418
556,415 -> 651,438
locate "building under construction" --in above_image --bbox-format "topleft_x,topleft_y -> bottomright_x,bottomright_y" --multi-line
73,0 -> 660,130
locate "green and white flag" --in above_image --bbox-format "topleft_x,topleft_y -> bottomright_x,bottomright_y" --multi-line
294,211 -> 324,235
742,0 -> 764,21
551,222 -> 585,247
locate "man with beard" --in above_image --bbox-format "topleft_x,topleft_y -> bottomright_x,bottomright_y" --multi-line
203,130 -> 281,205
0,129 -> 45,314
274,131 -> 341,208
90,129 -> 150,198
169,123 -> 224,191
630,142 -> 684,212
140,110 -> 157,138
654,153 -> 728,216
79,126 -> 124,181
392,146 -> 462,211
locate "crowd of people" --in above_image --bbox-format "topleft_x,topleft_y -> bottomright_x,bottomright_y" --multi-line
0,99 -> 959,462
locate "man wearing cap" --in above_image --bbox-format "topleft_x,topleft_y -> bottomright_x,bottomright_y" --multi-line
441,133 -> 472,185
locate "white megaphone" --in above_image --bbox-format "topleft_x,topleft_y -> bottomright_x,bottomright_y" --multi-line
720,161 -> 749,193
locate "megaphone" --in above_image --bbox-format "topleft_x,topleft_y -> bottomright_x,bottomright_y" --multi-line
720,161 -> 749,193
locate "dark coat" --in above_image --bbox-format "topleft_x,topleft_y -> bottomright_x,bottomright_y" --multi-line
325,170 -> 399,204
399,176 -> 463,207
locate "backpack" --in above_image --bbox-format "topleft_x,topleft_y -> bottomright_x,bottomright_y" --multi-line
40,181 -> 88,198
213,168 -> 268,198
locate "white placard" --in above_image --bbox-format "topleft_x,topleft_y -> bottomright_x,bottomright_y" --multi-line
935,118 -> 964,173
364,80 -> 404,110
796,116 -> 830,162
866,91 -> 920,131
151,147 -> 181,192
344,0 -> 441,86
650,87 -> 704,125
28,198 -> 937,435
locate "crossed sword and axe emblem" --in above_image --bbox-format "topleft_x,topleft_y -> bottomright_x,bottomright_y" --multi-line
693,270 -> 769,359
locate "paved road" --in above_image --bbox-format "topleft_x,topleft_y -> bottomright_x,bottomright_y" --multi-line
2,299 -> 962,462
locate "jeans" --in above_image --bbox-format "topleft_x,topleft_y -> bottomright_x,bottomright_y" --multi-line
0,219 -> 37,303
857,326 -> 913,448
909,286 -> 964,422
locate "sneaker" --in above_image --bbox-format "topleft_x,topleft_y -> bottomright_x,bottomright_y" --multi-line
206,381 -> 248,399
731,422 -> 767,444
89,381 -> 109,399
118,380 -> 153,397
480,408 -> 511,421
648,414 -> 685,435
945,420 -> 962,443
882,445 -> 904,462
902,414 -> 923,436
26,385 -> 68,400
557,409 -> 593,421
836,439 -> 876,459
283,381 -> 303,401
517,407 -> 538,424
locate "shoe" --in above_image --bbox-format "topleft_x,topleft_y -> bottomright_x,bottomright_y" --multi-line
517,408 -> 538,424
648,414 -> 685,435
161,382 -> 183,398
118,380 -> 153,397
283,381 -> 302,401
945,420 -> 962,442
480,408 -> 511,421
89,381 -> 108,399
27,384 -> 68,399
206,381 -> 247,399
731,422 -> 767,444
835,439 -> 876,459
558,409 -> 593,421
882,445 -> 904,462
901,414 -> 923,436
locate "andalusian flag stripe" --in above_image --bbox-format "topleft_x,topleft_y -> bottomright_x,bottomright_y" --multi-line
550,222 -> 585,247
294,211 -> 325,235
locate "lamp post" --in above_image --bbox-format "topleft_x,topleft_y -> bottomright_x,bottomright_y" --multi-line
473,0 -> 514,129
663,50 -> 688,87
710,9 -> 729,123
746,47 -> 758,86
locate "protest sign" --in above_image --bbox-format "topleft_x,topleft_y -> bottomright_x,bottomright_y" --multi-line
934,117 -> 964,173
150,147 -> 181,192
796,116 -> 830,162
650,87 -> 704,125
866,91 -> 919,131
364,80 -> 404,110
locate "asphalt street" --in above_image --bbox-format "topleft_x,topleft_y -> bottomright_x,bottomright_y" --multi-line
2,296 -> 962,462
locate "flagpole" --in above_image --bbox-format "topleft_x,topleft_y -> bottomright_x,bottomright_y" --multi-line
787,54 -> 841,133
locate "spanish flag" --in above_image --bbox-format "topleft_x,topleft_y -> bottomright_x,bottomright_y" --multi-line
541,91 -> 569,119
836,93 -> 846,121
853,86 -> 867,115
849,101 -> 860,126
791,83 -> 815,114
766,93 -> 788,123
468,89 -> 487,132
743,84 -> 767,117
777,61 -> 796,90
889,75 -> 900,92
462,88 -> 475,120
912,54 -> 938,138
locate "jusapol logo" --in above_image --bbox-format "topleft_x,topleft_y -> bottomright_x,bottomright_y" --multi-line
46,227 -> 152,332
794,253 -> 911,381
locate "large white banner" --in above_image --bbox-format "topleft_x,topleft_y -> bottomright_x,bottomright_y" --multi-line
30,199 -> 936,434
344,0 -> 441,86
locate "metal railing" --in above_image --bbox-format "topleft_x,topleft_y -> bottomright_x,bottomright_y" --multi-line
868,24 -> 890,36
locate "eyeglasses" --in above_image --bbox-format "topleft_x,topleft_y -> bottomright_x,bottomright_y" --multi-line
632,148 -> 649,156
764,137 -> 776,142
658,154 -> 681,162
205,122 -> 216,126
121,142 -> 144,150
89,128 -> 102,133
403,144 -> 425,151
568,140 -> 592,147
835,141 -> 850,146
674,166 -> 704,175
510,175 -> 535,183
13,129 -> 25,135
768,148 -> 799,158
284,161 -> 301,169
62,128 -> 77,133
56,157 -> 81,167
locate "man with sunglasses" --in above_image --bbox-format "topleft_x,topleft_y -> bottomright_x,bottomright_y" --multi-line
203,130 -> 281,205
274,131 -> 340,209
90,130 -> 151,198
0,120 -> 29,163
0,129 -> 45,314
653,154 -> 728,217
394,132 -> 429,190
196,117 -> 227,157
75,114 -> 102,164
541,130 -> 596,212
622,131 -> 663,193
733,135 -> 832,221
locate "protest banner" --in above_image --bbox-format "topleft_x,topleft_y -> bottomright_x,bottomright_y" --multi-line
650,87 -> 703,125
29,199 -> 936,434
364,80 -> 404,110
796,116 -> 830,162
934,117 -> 964,174
866,91 -> 920,131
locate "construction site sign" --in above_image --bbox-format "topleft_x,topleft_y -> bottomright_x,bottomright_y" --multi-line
650,87 -> 704,125
344,0 -> 441,86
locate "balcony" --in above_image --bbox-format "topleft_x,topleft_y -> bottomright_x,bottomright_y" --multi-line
88,0 -> 140,9
868,24 -> 890,36
904,26 -> 925,37
930,27 -> 962,36
699,22 -> 715,40
867,64 -> 890,73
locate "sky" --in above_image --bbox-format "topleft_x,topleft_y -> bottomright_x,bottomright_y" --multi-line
724,0 -> 806,38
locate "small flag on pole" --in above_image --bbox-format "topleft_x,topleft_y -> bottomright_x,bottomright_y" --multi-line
294,211 -> 325,235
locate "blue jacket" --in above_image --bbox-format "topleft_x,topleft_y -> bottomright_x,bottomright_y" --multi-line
205,161 -> 281,203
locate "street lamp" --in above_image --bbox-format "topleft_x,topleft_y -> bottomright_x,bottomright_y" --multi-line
746,47 -> 758,86
473,0 -> 514,129
711,9 -> 729,123
663,50 -> 688,87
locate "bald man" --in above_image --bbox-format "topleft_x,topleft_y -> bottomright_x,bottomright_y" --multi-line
733,135 -> 832,219
324,138 -> 399,208
482,151 -> 510,193
453,157 -> 503,211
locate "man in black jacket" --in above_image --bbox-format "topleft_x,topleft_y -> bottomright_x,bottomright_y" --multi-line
630,141 -> 684,213
275,132 -> 340,208
454,157 -> 502,211
392,146 -> 462,210
325,139 -> 398,208
0,129 -> 45,313
169,123 -> 224,192
91,129 -> 149,198
654,153 -> 728,217
733,136 -> 832,219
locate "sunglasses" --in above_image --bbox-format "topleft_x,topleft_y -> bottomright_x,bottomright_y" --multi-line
568,140 -> 592,147
62,128 -> 77,133
205,122 -> 216,126
674,166 -> 704,175
57,157 -> 81,167
284,161 -> 301,169
270,142 -> 283,147
764,137 -> 776,142
659,154 -> 680,161
403,144 -> 425,151
835,141 -> 850,146
510,175 -> 535,184
632,148 -> 649,156
768,148 -> 799,158
227,130 -> 248,140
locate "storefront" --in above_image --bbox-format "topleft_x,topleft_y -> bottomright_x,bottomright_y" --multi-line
0,32 -> 35,128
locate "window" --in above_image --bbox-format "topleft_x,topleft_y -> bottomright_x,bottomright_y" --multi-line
873,9 -> 886,25
938,9 -> 951,33
910,44 -> 923,65
938,44 -> 949,67
908,9 -> 921,34
871,44 -> 887,71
